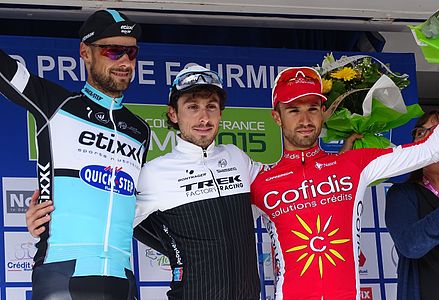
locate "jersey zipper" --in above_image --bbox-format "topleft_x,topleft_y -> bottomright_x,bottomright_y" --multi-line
102,98 -> 118,275
301,150 -> 307,179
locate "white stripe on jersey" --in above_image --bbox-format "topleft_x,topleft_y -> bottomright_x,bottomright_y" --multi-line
11,61 -> 30,93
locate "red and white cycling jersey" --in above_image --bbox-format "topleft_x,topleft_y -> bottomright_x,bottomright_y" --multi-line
251,127 -> 439,300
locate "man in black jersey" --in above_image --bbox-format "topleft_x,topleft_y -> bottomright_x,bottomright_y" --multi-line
3,9 -> 150,300
132,64 -> 262,299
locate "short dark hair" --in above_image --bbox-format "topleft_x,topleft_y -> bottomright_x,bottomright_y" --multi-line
166,86 -> 226,130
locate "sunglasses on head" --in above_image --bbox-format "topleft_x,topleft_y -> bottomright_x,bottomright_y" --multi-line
172,71 -> 223,91
87,44 -> 139,61
277,68 -> 321,84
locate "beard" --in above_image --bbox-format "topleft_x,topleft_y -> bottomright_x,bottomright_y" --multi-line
283,125 -> 320,149
180,125 -> 218,149
89,65 -> 132,95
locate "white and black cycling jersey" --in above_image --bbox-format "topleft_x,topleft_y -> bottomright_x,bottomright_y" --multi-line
134,136 -> 262,300
0,49 -> 150,279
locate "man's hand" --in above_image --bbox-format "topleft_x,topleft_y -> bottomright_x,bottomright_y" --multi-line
339,133 -> 364,154
26,190 -> 54,238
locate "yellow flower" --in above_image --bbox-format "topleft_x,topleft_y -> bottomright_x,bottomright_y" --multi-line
322,78 -> 333,94
330,67 -> 357,81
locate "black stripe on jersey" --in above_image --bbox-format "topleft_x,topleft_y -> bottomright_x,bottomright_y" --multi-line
54,169 -> 80,177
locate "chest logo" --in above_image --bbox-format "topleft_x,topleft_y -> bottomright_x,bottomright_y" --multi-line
80,165 -> 135,196
95,112 -> 109,124
218,159 -> 227,168
286,214 -> 350,278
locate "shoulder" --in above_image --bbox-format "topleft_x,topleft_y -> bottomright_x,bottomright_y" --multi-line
386,182 -> 419,203
143,152 -> 175,169
119,106 -> 151,132
388,182 -> 417,194
339,147 -> 391,159
217,143 -> 243,153
216,143 -> 251,159
253,160 -> 282,183
140,153 -> 174,177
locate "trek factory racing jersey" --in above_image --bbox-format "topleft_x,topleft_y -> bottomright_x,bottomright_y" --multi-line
251,128 -> 439,300
0,50 -> 150,279
134,136 -> 262,300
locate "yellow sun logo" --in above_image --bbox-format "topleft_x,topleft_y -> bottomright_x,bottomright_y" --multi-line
286,214 -> 350,278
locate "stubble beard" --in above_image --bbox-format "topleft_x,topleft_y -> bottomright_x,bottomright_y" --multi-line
90,65 -> 131,96
284,126 -> 320,149
181,126 -> 218,149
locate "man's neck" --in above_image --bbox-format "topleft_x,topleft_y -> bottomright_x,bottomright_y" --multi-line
284,143 -> 318,152
82,82 -> 124,109
86,80 -> 122,98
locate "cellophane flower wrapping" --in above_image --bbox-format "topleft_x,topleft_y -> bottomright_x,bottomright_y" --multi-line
409,10 -> 439,64
316,54 -> 424,149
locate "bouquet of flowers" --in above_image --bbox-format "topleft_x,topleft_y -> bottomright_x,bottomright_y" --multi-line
316,53 -> 423,149
409,10 -> 439,64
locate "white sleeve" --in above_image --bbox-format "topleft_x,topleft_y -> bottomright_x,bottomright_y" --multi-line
133,163 -> 158,227
362,125 -> 439,184
229,144 -> 263,183
250,160 -> 263,183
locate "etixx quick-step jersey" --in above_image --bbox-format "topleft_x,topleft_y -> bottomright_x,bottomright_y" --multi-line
0,49 -> 150,279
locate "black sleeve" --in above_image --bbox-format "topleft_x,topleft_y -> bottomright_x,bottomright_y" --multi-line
0,48 -> 71,117
134,216 -> 167,255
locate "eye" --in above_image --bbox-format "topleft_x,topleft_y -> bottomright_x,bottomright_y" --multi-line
186,104 -> 199,110
207,103 -> 220,111
286,108 -> 299,113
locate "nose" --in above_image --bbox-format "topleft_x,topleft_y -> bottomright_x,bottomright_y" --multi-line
117,53 -> 134,66
199,108 -> 210,124
298,111 -> 312,125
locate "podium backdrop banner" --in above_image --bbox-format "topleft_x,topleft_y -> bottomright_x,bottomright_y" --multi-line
0,35 -> 418,300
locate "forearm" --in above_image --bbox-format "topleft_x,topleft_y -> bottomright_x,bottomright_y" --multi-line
134,218 -> 167,255
388,211 -> 439,258
364,127 -> 439,183
386,184 -> 439,258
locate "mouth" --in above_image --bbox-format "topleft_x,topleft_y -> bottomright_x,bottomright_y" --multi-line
297,127 -> 315,136
111,69 -> 131,79
194,126 -> 214,135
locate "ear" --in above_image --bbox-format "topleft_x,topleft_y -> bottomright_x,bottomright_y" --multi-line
322,105 -> 326,112
271,110 -> 282,126
79,42 -> 92,64
167,106 -> 178,124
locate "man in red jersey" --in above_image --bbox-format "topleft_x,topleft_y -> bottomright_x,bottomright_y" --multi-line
250,66 -> 439,300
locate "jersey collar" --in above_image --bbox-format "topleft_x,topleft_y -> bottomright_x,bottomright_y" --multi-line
281,144 -> 326,165
175,135 -> 215,157
81,82 -> 124,109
